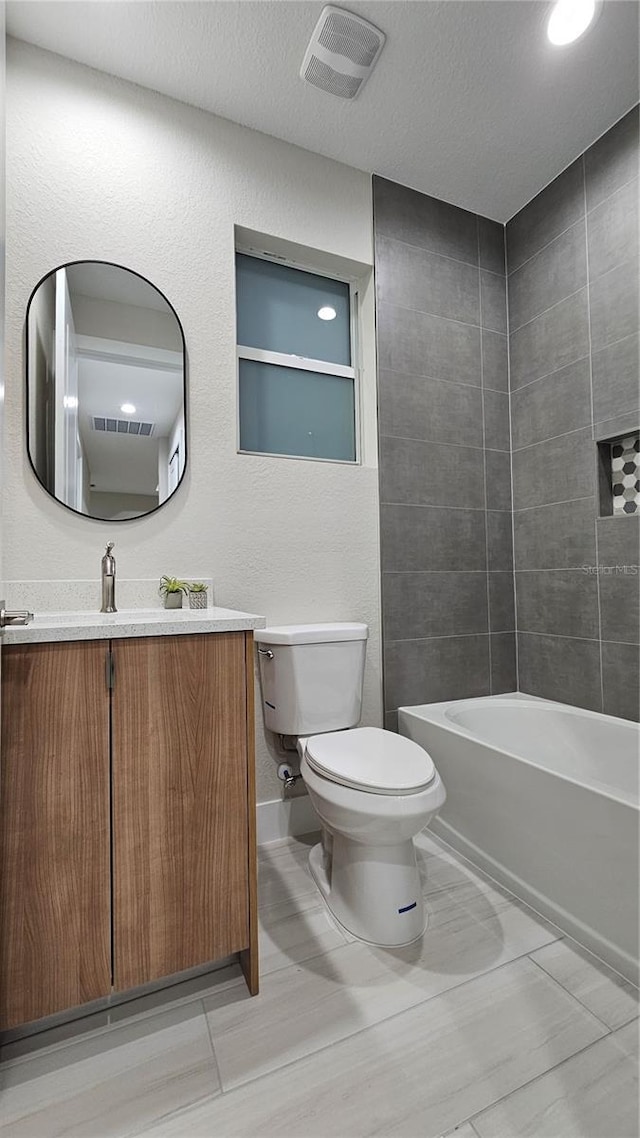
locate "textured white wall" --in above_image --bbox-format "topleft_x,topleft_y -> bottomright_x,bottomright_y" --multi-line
5,40 -> 382,801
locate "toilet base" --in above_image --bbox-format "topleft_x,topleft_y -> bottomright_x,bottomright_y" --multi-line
308,835 -> 427,947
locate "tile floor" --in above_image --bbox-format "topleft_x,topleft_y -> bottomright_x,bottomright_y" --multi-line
0,830 -> 637,1137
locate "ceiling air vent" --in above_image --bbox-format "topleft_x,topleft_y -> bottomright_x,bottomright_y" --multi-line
300,6 -> 385,100
93,416 -> 154,437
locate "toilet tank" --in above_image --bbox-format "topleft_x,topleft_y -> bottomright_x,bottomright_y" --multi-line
255,623 -> 368,736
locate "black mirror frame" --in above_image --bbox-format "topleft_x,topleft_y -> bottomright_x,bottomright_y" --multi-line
25,258 -> 188,523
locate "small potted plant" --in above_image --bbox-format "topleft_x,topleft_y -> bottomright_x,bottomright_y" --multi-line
188,581 -> 209,610
159,575 -> 188,609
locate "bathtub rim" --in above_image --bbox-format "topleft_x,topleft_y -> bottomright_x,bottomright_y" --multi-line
398,692 -> 639,810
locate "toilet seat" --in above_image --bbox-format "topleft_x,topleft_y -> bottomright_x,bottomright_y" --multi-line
305,726 -> 435,795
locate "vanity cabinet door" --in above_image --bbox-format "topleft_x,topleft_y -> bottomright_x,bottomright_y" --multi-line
112,632 -> 250,991
0,642 -> 111,1029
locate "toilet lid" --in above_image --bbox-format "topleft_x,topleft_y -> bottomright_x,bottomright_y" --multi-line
305,727 -> 435,795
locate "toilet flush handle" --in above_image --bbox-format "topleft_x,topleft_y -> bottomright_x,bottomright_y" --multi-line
257,647 -> 274,659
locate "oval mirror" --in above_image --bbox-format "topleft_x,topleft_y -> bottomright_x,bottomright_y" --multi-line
26,261 -> 187,521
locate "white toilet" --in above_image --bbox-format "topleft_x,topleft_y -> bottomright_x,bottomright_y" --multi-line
255,622 -> 446,947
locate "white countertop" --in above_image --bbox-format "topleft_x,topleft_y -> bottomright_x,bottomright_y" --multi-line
2,606 -> 266,645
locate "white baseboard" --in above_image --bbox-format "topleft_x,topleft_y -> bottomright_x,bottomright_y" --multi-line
257,795 -> 319,846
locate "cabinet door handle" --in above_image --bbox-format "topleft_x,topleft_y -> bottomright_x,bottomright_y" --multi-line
105,650 -> 115,690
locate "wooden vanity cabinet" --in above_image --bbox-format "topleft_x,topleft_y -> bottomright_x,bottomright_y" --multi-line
0,630 -> 258,1032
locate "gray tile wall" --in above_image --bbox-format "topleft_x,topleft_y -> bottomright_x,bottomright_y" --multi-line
507,105 -> 640,720
373,176 -> 516,726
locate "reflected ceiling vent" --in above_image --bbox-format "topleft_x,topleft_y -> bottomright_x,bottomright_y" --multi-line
300,6 -> 385,100
93,416 -> 154,437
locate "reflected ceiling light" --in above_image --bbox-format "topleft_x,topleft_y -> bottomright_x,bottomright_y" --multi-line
317,305 -> 337,320
63,395 -> 78,409
121,402 -> 136,414
547,0 -> 600,45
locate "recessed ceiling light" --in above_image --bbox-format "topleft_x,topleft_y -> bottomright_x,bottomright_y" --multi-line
547,0 -> 600,46
317,306 -> 337,321
121,402 -> 136,414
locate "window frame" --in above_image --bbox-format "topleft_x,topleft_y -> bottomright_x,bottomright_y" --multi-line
235,246 -> 361,465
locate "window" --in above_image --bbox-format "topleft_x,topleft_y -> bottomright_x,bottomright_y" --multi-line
236,253 -> 357,462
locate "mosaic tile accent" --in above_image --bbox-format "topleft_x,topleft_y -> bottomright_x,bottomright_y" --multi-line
611,434 -> 640,515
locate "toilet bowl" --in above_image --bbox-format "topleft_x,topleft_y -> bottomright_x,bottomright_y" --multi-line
255,622 -> 446,947
299,727 -> 446,946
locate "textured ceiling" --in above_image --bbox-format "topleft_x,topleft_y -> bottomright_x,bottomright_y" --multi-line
7,0 -> 639,221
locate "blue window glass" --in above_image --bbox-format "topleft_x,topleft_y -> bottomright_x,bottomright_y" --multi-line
236,254 -> 351,366
239,359 -> 356,461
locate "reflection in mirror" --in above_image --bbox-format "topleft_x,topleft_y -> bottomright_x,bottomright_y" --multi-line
27,261 -> 186,521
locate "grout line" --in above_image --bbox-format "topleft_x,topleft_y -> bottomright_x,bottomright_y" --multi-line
380,500 -> 491,513
202,997 -> 226,1095
478,217 -> 494,693
381,431 -> 485,450
374,227 -> 482,274
508,213 -> 585,278
505,224 -> 520,690
383,569 -> 490,576
466,1027 -> 616,1135
585,170 -> 640,218
513,494 -> 595,513
516,629 -> 602,644
511,347 -> 598,394
583,153 -> 606,714
379,365 -> 483,392
379,296 -> 484,333
510,353 -> 590,396
588,250 -> 640,290
508,282 -> 586,337
526,954 -> 624,1035
512,424 -> 591,455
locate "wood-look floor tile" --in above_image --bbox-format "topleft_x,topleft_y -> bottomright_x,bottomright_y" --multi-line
146,958 -> 606,1138
257,838 -> 318,910
0,1003 -> 219,1138
473,1030 -> 639,1138
530,938 -> 639,1030
206,879 -> 559,1091
259,895 -> 348,975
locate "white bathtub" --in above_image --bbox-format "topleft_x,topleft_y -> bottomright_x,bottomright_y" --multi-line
399,693 -> 640,984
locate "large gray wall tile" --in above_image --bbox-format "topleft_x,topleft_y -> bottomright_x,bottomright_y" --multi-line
375,234 -> 480,324
489,572 -> 515,632
487,510 -> 514,571
378,370 -> 483,446
490,632 -> 517,694
478,216 -> 505,274
514,499 -> 597,569
510,358 -> 592,449
512,428 -> 595,510
380,504 -> 488,573
517,633 -> 602,711
598,569 -> 640,644
482,330 -> 509,391
585,105 -> 640,212
383,572 -> 489,640
485,449 -> 512,511
380,435 -> 486,508
506,158 -> 585,273
597,515 -> 640,567
587,177 -> 639,282
509,289 -> 589,390
377,301 -> 481,385
483,390 -> 511,451
589,258 -> 640,352
480,270 -> 507,333
508,220 -> 587,333
516,570 -> 600,639
384,635 -> 490,710
592,333 -> 640,424
601,640 -> 640,721
373,176 -> 479,266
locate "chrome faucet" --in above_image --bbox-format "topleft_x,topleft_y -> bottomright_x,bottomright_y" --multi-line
100,542 -> 117,613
